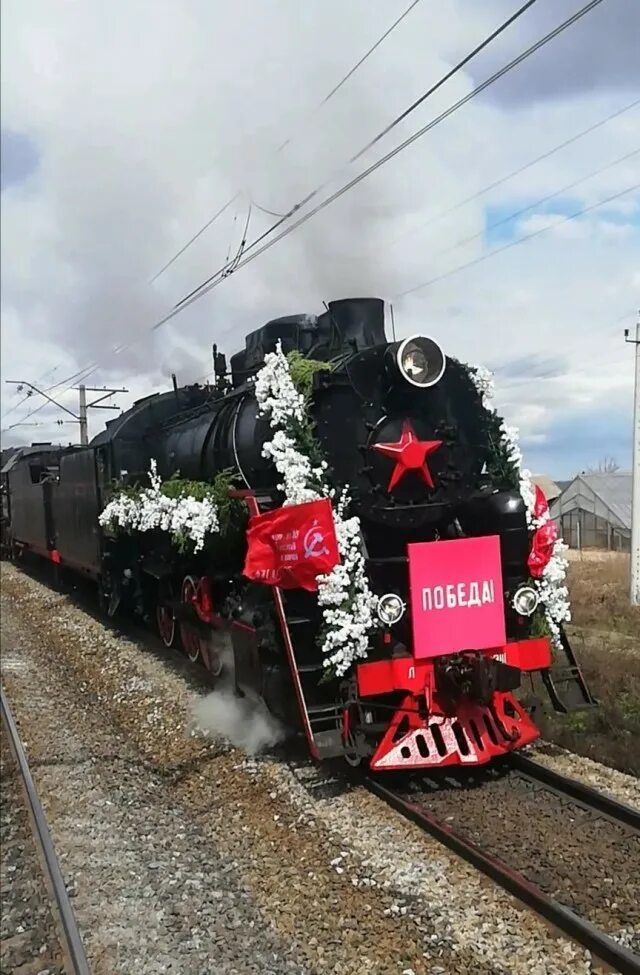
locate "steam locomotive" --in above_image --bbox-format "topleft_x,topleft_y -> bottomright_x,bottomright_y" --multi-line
0,297 -> 593,770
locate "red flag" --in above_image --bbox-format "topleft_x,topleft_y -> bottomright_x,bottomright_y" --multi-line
243,498 -> 340,591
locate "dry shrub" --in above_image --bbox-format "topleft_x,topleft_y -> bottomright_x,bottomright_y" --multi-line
566,554 -> 639,638
540,552 -> 640,772
537,632 -> 640,776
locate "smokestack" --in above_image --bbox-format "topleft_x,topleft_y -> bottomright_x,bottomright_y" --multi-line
326,297 -> 386,349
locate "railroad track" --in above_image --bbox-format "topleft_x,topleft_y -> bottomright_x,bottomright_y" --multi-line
1,685 -> 91,975
367,756 -> 640,975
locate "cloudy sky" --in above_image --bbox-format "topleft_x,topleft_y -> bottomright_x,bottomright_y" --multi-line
1,0 -> 638,477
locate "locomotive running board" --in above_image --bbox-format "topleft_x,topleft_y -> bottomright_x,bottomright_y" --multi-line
234,490 -> 321,761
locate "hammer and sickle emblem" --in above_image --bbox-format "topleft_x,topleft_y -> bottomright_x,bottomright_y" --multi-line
303,520 -> 330,559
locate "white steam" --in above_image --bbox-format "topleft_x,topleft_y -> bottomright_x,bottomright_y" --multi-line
190,641 -> 286,756
192,686 -> 286,756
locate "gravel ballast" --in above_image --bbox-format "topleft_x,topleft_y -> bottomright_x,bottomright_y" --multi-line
1,561 -> 633,974
529,741 -> 640,808
1,725 -> 67,975
1,610 -> 312,974
400,769 -> 639,951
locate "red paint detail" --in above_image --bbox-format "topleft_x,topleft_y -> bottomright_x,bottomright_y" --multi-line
357,657 -> 432,696
372,420 -> 442,492
369,691 -> 539,770
383,631 -> 392,645
179,575 -> 202,663
231,621 -> 257,634
488,637 -> 551,671
242,492 -> 320,760
357,637 -> 552,699
188,576 -> 214,624
243,498 -> 340,591
50,549 -> 61,564
156,602 -> 175,647
341,707 -> 351,742
408,536 -> 506,657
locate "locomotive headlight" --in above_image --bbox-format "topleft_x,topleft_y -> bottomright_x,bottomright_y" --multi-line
512,585 -> 539,617
377,593 -> 405,626
396,335 -> 446,388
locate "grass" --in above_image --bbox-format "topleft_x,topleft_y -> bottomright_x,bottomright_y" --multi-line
536,553 -> 640,776
565,552 -> 639,639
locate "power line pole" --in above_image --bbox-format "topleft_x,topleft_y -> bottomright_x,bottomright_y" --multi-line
626,315 -> 640,605
5,380 -> 81,431
73,385 -> 128,446
78,384 -> 88,445
4,380 -> 128,446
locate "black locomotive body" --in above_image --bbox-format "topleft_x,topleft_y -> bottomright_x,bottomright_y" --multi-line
1,297 -> 594,770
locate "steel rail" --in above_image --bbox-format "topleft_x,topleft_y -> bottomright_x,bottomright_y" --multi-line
366,777 -> 640,975
1,685 -> 91,975
510,753 -> 640,833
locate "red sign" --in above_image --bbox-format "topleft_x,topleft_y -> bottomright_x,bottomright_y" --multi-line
243,498 -> 340,591
408,535 -> 506,658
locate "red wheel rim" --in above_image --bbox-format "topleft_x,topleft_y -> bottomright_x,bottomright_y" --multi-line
179,575 -> 201,663
156,602 -> 175,647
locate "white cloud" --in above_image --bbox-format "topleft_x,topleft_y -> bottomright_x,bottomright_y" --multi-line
515,211 -> 636,240
1,0 -> 639,470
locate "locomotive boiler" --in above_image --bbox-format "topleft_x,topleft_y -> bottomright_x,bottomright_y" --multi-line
0,297 -> 594,770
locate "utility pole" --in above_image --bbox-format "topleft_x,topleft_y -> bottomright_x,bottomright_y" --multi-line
73,386 -> 129,446
4,380 -> 128,446
78,384 -> 88,445
625,315 -> 640,605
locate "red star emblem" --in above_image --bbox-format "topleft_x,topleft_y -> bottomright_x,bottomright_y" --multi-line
372,420 -> 442,492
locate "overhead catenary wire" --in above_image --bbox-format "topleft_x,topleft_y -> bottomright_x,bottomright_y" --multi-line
277,0 -> 424,151
150,0 -> 424,285
414,146 -> 640,269
250,198 -> 286,219
224,202 -> 253,276
0,392 -> 33,423
16,89 -> 634,427
494,308 -> 640,390
154,0 -> 603,331
0,363 -> 69,425
36,0 -> 543,409
349,95 -> 640,259
165,0 -> 541,312
347,0 -> 541,165
393,182 -> 640,300
3,0 -> 608,437
149,192 -> 242,284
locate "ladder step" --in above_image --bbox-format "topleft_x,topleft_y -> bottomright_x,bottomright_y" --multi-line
307,703 -> 341,716
313,729 -> 345,759
368,556 -> 408,565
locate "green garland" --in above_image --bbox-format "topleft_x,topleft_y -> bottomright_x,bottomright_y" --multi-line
160,469 -> 246,538
106,467 -> 246,549
286,350 -> 332,401
282,351 -> 333,493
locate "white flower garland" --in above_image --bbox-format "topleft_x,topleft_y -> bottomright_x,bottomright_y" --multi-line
99,460 -> 220,553
519,468 -> 571,647
469,365 -> 570,649
254,342 -> 377,676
